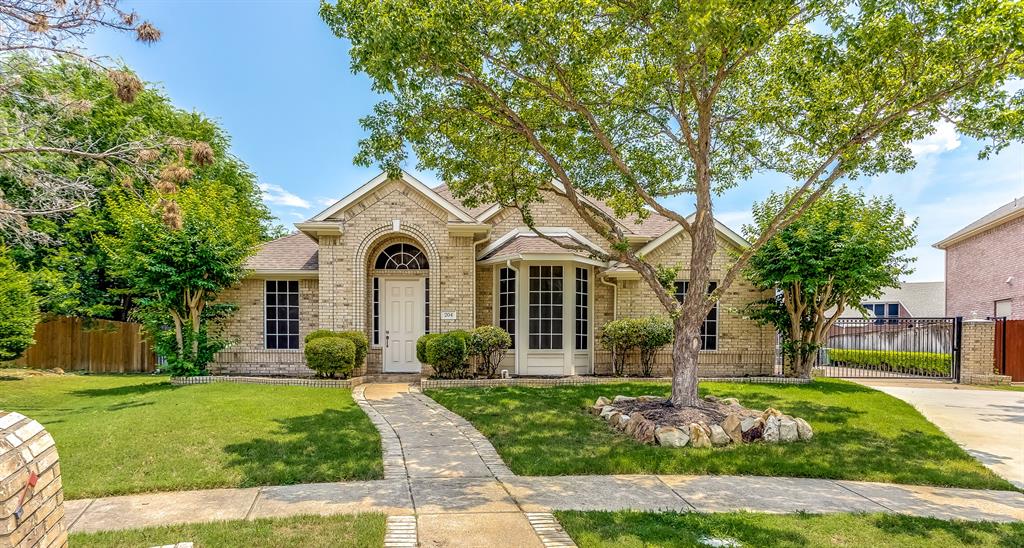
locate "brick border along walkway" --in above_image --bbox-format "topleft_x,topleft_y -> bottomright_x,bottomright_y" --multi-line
65,382 -> 1024,545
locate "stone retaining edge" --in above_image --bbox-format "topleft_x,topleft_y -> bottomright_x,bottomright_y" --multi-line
170,375 -> 366,389
420,375 -> 810,389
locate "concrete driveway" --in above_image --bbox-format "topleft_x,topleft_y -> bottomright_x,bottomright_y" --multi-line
859,380 -> 1024,488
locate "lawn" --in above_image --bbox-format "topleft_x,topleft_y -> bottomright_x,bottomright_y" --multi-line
70,513 -> 386,548
555,511 -> 1024,548
425,378 -> 1014,490
0,371 -> 382,499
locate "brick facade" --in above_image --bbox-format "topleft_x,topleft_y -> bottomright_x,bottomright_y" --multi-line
214,176 -> 776,377
1,411 -> 66,548
944,214 -> 1024,320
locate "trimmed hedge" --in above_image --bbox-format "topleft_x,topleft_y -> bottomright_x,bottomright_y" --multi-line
336,331 -> 368,367
304,329 -> 338,344
416,333 -> 441,363
469,326 -> 512,378
827,348 -> 951,375
305,336 -> 356,378
423,331 -> 472,379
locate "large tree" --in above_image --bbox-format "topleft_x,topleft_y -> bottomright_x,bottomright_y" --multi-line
744,186 -> 916,378
2,58 -> 275,320
321,0 -> 1023,406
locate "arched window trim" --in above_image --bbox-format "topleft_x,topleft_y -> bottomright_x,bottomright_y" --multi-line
374,242 -> 429,270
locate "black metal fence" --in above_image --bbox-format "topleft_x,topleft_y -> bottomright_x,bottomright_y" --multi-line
813,317 -> 961,380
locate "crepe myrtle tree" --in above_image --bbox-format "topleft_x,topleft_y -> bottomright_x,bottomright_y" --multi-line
743,186 -> 917,379
321,0 -> 1024,406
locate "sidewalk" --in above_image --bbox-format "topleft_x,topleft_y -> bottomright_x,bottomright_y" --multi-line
65,384 -> 1024,544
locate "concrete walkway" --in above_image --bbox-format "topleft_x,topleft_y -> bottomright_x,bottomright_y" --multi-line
857,380 -> 1024,489
65,383 -> 1024,545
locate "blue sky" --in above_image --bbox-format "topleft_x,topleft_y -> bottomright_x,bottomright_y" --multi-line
89,0 -> 1024,283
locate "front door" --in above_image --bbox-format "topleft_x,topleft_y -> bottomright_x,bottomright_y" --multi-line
383,279 -> 424,373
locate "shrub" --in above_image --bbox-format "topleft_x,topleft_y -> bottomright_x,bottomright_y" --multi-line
600,318 -> 643,376
0,248 -> 40,361
304,329 -> 339,344
637,316 -> 674,377
469,325 -> 512,378
425,331 -> 471,379
336,331 -> 369,368
826,348 -> 950,376
416,333 -> 441,363
305,336 -> 356,378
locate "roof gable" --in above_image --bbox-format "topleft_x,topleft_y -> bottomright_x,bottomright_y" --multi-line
934,196 -> 1024,249
310,170 -> 477,224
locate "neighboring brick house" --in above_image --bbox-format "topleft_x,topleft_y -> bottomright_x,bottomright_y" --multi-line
213,171 -> 775,377
837,281 -> 945,320
935,196 -> 1024,320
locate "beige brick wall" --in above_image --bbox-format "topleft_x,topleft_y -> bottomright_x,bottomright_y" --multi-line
1,411 -> 66,548
212,278 -> 320,377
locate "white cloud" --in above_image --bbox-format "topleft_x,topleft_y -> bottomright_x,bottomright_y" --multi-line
318,197 -> 339,207
908,121 -> 961,159
259,183 -> 310,209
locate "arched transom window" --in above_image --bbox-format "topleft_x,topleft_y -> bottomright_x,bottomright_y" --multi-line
374,243 -> 429,270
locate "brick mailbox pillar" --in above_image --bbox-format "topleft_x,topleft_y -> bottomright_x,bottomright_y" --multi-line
1,411 -> 66,547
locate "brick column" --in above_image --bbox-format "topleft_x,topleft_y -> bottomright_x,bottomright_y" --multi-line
959,319 -> 1011,385
1,411 -> 66,547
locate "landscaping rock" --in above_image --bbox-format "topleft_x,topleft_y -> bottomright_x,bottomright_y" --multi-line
794,417 -> 814,440
638,395 -> 664,402
599,406 -> 617,419
761,408 -> 783,420
607,411 -> 622,425
763,416 -> 781,443
633,418 -> 657,444
613,395 -> 636,403
704,395 -> 719,403
779,418 -> 799,442
721,414 -> 743,443
689,423 -> 712,448
616,414 -> 630,429
655,426 -> 690,447
739,416 -> 759,433
709,424 -> 732,446
742,419 -> 764,443
592,396 -> 611,413
720,397 -> 740,406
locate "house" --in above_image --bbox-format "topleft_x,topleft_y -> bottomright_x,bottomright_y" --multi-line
837,281 -> 945,320
935,196 -> 1024,320
212,171 -> 774,377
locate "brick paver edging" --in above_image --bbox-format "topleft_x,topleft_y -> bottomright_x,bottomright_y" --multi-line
170,375 -> 366,389
421,375 -> 810,389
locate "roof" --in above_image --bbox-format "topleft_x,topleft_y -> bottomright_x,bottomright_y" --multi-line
432,184 -> 494,218
477,228 -> 608,266
838,281 -> 946,318
246,232 -> 319,272
310,171 -> 477,224
934,196 -> 1024,249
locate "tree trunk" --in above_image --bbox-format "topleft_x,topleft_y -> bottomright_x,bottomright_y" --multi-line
670,315 -> 703,406
169,310 -> 184,358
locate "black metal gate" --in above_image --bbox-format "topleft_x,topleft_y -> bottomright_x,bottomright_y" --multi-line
813,317 -> 962,380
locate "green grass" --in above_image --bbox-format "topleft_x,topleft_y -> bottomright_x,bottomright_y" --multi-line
0,372 -> 382,499
425,378 -> 1014,490
555,511 -> 1024,548
70,513 -> 386,548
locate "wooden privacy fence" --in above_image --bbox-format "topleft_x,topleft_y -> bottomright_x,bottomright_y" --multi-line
995,319 -> 1024,382
13,316 -> 156,373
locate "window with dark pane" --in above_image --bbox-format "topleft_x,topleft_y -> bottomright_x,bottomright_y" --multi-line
498,267 -> 516,348
575,267 -> 589,350
265,280 -> 300,349
374,243 -> 429,269
529,265 -> 563,350
673,280 -> 718,351
424,278 -> 430,334
372,277 -> 380,345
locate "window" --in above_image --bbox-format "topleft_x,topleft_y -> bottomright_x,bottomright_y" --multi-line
374,243 -> 428,269
575,267 -> 589,350
498,267 -> 516,348
265,280 -> 299,349
864,302 -> 900,324
995,299 -> 1012,319
673,281 -> 718,351
424,277 -> 431,334
529,265 -> 563,350
372,277 -> 380,345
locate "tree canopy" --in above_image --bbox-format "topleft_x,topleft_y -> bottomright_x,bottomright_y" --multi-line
744,186 -> 917,377
322,0 -> 1023,406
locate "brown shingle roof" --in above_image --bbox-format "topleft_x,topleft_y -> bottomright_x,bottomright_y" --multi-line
432,184 -> 494,217
246,232 -> 318,271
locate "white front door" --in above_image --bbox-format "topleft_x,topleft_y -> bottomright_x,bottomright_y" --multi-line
383,279 -> 424,373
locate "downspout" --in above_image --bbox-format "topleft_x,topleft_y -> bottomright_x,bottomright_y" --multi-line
506,259 -> 520,375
